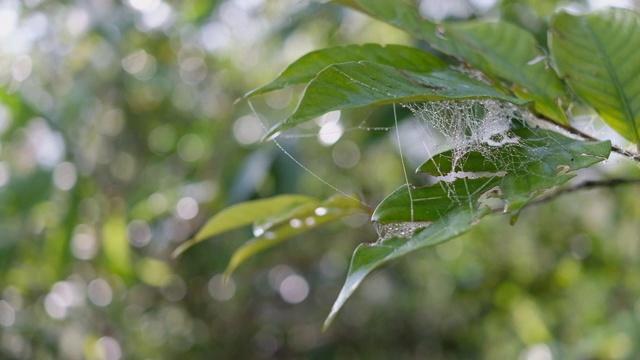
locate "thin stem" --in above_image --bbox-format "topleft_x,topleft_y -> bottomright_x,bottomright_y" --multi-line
528,178 -> 640,207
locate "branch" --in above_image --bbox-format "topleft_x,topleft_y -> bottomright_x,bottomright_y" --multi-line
530,178 -> 640,206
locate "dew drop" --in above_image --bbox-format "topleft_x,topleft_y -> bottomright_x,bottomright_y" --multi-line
372,221 -> 432,244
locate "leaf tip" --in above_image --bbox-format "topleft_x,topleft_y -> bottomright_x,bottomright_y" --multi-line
171,238 -> 197,258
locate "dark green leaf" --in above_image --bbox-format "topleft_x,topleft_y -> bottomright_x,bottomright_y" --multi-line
243,44 -> 447,98
324,123 -> 610,328
549,8 -> 640,144
335,0 -> 569,124
268,62 -> 527,136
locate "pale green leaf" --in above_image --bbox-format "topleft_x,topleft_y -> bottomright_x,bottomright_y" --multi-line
549,8 -> 640,143
224,195 -> 368,279
172,195 -> 315,256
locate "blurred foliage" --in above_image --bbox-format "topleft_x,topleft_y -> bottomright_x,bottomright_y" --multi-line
0,0 -> 640,359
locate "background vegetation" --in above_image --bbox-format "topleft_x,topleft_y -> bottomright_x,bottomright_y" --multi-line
1,0 -> 640,359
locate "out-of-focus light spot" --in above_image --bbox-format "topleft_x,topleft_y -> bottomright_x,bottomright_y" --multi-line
268,264 -> 294,291
332,140 -> 360,169
128,220 -> 152,247
289,218 -> 303,229
179,56 -> 207,85
314,207 -> 328,216
314,110 -> 341,126
141,2 -> 174,30
160,275 -> 187,302
147,193 -> 169,215
316,111 -> 343,146
318,122 -> 343,146
200,22 -> 231,53
137,258 -> 172,287
72,224 -> 99,260
88,279 -> 113,307
175,197 -> 199,220
304,217 -> 316,226
65,7 -> 91,37
44,293 -> 67,319
53,162 -> 77,191
96,336 -> 122,360
233,115 -> 263,145
520,343 -> 553,360
177,134 -> 205,162
127,0 -> 160,13
208,274 -> 236,301
11,55 -> 32,82
0,2 -> 18,38
0,300 -> 16,327
122,50 -> 157,80
148,125 -> 176,154
44,280 -> 85,319
26,119 -> 65,168
0,162 -> 9,188
99,108 -> 126,137
279,274 -> 309,304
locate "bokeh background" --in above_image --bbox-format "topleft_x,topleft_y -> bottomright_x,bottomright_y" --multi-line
1,0 -> 640,359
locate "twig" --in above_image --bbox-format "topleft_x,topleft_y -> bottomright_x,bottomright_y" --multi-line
530,178 -> 640,206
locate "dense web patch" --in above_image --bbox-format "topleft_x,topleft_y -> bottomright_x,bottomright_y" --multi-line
368,99 -> 532,243
405,99 -> 523,172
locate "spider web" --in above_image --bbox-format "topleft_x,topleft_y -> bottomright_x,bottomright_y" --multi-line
370,98 -> 529,243
250,95 -> 603,245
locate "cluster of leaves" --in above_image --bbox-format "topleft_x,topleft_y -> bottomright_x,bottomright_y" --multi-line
179,1 -> 640,328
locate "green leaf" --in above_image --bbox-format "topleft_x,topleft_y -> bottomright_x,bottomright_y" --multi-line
172,195 -> 315,256
549,8 -> 640,144
324,209 -> 485,330
224,195 -> 368,279
324,123 -> 610,328
243,44 -> 447,98
269,62 -> 528,136
440,21 -> 568,124
335,0 -> 569,124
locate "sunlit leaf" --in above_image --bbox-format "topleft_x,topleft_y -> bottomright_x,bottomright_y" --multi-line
243,44 -> 447,98
224,195 -> 368,280
335,0 -> 569,124
173,195 -> 315,256
102,214 -> 133,279
549,8 -> 640,144
268,62 -> 527,136
324,123 -> 610,328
